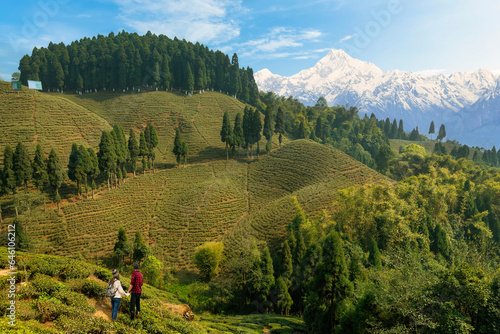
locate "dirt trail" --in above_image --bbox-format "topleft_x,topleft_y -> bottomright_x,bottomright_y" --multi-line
90,297 -> 112,321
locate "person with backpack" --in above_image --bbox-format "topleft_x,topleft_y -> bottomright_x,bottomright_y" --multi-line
106,269 -> 130,322
128,263 -> 143,320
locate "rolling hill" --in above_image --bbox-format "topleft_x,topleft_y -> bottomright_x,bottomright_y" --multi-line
0,84 -> 387,270
19,140 -> 387,269
0,82 -> 111,165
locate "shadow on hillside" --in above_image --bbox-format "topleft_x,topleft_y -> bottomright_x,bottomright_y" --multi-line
190,146 -> 227,162
189,146 -> 266,164
61,87 -> 188,102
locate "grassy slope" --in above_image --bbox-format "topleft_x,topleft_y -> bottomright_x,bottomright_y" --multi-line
223,140 -> 389,251
1,87 -> 386,269
22,140 -> 387,270
0,250 -> 305,333
61,90 -> 286,164
0,82 -> 112,165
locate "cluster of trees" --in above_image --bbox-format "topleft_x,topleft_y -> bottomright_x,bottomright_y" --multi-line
1,142 -> 65,209
112,228 -> 164,286
18,31 -> 259,105
256,93 -> 439,172
220,106 -> 281,158
96,124 -> 158,191
428,120 -> 447,141
0,124 -> 159,214
192,145 -> 500,332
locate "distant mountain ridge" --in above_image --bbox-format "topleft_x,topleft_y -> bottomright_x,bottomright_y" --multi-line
255,49 -> 500,148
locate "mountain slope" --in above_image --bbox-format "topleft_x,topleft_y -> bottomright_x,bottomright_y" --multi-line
0,82 -> 112,164
255,49 -> 499,148
21,140 -> 387,269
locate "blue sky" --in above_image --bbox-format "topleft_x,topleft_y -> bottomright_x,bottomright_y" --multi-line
1,0 -> 500,80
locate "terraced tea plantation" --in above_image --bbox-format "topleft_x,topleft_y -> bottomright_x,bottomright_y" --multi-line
20,139 -> 387,269
61,90 -> 255,164
0,85 -> 387,270
0,82 -> 111,165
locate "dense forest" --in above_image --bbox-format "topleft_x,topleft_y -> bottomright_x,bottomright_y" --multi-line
18,31 -> 259,105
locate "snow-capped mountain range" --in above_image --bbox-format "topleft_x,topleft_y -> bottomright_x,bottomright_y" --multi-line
254,49 -> 500,148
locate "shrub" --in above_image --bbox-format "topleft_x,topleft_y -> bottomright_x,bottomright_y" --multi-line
53,290 -> 95,313
60,261 -> 93,280
192,241 -> 224,282
31,274 -> 67,296
20,257 -> 62,277
0,317 -> 61,333
93,266 -> 112,282
17,301 -> 38,321
55,314 -> 112,334
68,278 -> 106,298
35,296 -> 65,322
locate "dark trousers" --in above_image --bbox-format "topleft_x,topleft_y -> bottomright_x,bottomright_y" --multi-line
130,292 -> 141,317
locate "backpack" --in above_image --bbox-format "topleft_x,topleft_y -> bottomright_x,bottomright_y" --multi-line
105,280 -> 118,297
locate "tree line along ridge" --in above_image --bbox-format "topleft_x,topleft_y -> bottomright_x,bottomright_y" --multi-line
18,30 -> 260,105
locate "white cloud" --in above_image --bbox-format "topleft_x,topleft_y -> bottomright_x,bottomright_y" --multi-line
113,0 -> 244,44
339,34 -> 357,43
237,27 -> 323,58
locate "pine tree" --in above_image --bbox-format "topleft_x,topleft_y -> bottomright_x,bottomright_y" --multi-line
242,106 -> 253,155
398,119 -> 405,139
429,120 -> 435,139
173,128 -> 183,165
437,124 -> 446,141
97,131 -> 117,190
220,111 -> 233,160
263,105 -> 274,154
13,218 -> 30,252
133,231 -> 151,263
47,148 -> 65,209
128,129 -> 139,176
233,113 -> 244,154
260,245 -> 275,308
315,116 -> 323,141
87,148 -> 99,199
77,145 -> 91,198
145,125 -> 159,172
139,131 -> 149,173
250,109 -> 262,156
312,231 -> 353,332
3,145 -> 17,194
114,227 -> 132,267
186,62 -> 194,92
14,142 -> 33,191
390,119 -> 398,139
274,107 -> 285,146
32,144 -> 49,194
180,141 -> 189,167
68,143 -> 82,195
368,237 -> 382,268
276,277 -> 293,315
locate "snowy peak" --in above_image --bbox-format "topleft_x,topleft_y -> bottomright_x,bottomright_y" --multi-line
254,49 -> 500,148
294,49 -> 383,82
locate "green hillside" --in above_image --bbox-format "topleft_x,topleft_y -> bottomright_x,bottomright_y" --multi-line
0,82 -> 111,165
0,249 -> 304,333
224,139 -> 388,251
16,139 -> 386,270
60,90 -> 263,164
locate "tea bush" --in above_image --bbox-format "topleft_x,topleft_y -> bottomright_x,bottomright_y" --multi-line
31,274 -> 67,296
53,290 -> 95,313
60,261 -> 94,280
